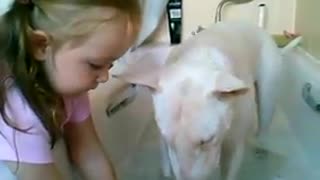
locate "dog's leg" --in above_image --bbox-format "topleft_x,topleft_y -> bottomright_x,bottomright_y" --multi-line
221,141 -> 245,180
226,143 -> 245,180
220,141 -> 232,180
160,137 -> 173,178
256,33 -> 283,137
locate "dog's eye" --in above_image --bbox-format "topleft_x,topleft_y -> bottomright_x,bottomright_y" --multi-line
199,135 -> 216,146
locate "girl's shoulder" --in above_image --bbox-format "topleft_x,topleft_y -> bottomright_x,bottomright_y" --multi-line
1,83 -> 46,131
0,84 -> 53,163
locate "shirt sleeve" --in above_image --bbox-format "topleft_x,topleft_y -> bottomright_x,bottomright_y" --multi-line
0,87 -> 53,164
67,93 -> 91,124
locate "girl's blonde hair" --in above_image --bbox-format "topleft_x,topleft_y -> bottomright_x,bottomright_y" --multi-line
0,0 -> 141,147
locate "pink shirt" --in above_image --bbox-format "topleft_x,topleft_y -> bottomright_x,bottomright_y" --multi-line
0,86 -> 91,164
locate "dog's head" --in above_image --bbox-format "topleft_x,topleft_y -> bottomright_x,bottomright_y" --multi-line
114,44 -> 248,180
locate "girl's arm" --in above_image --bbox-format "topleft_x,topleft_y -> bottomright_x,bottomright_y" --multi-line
3,161 -> 63,180
64,116 -> 117,180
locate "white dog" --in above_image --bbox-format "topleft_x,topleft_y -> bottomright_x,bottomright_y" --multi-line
114,21 -> 282,180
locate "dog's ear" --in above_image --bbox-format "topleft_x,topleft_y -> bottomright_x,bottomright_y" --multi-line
212,71 -> 249,97
113,44 -> 173,91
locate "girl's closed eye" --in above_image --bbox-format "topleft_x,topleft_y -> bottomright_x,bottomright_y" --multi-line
88,63 -> 104,70
87,62 -> 113,70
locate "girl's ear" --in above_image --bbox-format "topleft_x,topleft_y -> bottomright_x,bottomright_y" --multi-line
29,30 -> 51,61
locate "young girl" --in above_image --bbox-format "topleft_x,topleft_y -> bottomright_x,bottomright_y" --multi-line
0,0 -> 141,179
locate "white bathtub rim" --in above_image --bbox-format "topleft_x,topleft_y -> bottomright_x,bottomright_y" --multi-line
287,47 -> 320,66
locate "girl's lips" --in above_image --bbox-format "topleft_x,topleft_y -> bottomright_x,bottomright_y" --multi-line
90,84 -> 98,90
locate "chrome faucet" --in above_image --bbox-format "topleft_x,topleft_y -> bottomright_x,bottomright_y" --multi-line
214,0 -> 254,23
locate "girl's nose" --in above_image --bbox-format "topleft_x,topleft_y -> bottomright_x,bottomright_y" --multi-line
96,70 -> 109,83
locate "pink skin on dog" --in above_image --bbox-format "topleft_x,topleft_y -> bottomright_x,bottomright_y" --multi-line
115,22 -> 282,180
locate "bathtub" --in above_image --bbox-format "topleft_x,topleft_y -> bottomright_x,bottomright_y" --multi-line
235,47 -> 320,180
268,48 -> 320,180
1,47 -> 319,180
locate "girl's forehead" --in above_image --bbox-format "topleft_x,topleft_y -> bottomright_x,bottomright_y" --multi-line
77,18 -> 134,60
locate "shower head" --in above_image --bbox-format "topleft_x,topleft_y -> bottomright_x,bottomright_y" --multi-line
214,0 -> 254,23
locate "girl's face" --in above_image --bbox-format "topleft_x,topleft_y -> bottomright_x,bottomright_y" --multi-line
45,15 -> 136,96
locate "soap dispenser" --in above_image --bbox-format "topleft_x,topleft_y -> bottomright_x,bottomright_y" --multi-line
166,0 -> 182,44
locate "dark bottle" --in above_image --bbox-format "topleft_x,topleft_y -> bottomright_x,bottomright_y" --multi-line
166,0 -> 182,44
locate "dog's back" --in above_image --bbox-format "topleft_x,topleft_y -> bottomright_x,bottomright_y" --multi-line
170,21 -> 282,136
